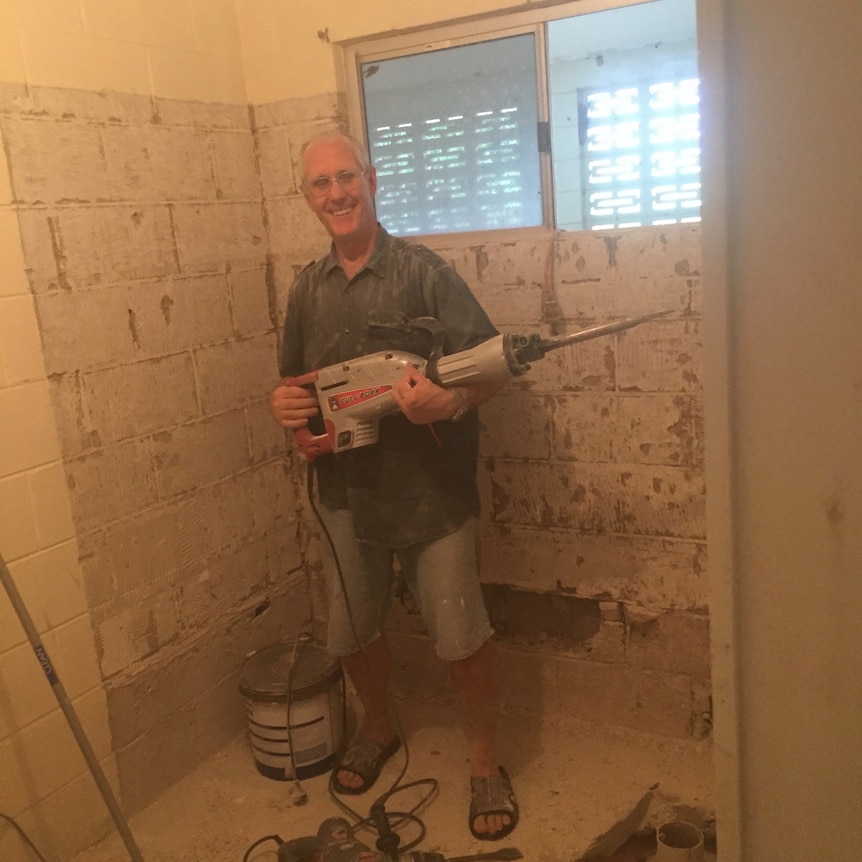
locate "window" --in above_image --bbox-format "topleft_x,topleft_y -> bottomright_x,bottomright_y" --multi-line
362,34 -> 542,235
342,0 -> 699,237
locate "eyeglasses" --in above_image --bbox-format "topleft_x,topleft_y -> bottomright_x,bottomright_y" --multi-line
303,169 -> 365,197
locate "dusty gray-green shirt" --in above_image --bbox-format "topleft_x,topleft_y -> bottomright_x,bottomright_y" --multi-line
279,225 -> 498,547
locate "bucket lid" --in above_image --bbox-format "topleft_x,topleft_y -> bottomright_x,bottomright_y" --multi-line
239,637 -> 340,699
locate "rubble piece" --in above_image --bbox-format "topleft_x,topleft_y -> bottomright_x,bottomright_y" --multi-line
578,785 -> 657,859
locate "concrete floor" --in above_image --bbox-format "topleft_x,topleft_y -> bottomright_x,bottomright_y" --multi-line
71,693 -> 715,862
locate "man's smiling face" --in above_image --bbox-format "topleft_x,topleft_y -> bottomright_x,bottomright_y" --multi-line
301,137 -> 378,246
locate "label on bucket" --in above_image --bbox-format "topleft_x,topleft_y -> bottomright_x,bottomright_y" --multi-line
239,639 -> 344,781
245,685 -> 343,780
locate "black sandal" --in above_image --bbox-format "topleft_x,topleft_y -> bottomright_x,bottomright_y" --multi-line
469,766 -> 520,841
331,735 -> 401,795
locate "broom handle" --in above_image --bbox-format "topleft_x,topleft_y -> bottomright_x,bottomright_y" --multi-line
0,553 -> 145,862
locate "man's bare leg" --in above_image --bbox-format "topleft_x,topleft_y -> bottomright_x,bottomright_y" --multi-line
336,633 -> 396,790
450,639 -> 514,838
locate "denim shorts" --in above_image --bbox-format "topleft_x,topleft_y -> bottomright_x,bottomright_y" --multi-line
318,508 -> 494,662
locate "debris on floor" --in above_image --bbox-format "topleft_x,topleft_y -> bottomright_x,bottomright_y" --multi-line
70,698 -> 714,862
579,786 -> 656,859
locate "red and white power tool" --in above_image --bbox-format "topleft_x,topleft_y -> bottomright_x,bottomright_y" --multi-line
288,310 -> 671,462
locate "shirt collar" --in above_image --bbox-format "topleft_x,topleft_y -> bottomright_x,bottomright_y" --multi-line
322,223 -> 392,278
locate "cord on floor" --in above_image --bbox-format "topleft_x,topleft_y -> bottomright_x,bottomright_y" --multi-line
242,832 -> 285,861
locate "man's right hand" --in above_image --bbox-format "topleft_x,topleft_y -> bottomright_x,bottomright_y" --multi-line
269,382 -> 320,429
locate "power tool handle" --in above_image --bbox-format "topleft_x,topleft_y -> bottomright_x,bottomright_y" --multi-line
371,803 -> 401,859
284,370 -> 331,462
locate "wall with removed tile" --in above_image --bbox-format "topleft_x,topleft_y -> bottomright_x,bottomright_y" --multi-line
0,3 -> 272,858
0,83 -> 311,862
446,229 -> 707,739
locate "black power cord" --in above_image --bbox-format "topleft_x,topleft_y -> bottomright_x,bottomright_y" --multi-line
242,832 -> 285,861
242,461 -> 441,861
308,463 -> 439,850
306,463 -> 439,840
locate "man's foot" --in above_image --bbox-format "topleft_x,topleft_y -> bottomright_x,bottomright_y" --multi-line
331,735 -> 401,795
469,767 -> 519,841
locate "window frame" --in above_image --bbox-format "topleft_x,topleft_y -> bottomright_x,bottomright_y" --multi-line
336,0 -> 673,244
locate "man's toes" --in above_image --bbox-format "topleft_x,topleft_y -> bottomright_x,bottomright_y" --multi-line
337,769 -> 362,789
489,813 -> 510,834
472,812 -> 512,836
472,813 -> 506,835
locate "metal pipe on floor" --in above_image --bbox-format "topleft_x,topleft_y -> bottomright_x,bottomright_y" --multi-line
0,552 -> 145,862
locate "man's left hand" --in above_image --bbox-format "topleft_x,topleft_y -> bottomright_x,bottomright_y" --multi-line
392,364 -> 460,424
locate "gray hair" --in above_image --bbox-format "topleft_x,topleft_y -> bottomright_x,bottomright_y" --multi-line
299,130 -> 371,178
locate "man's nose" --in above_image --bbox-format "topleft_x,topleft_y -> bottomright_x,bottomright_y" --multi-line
326,180 -> 349,201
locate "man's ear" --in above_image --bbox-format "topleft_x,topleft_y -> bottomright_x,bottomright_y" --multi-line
366,165 -> 378,196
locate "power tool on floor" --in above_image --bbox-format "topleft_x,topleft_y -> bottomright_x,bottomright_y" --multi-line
287,309 -> 671,462
276,816 -> 523,862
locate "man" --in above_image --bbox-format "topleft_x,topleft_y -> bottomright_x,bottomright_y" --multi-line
269,130 -> 517,841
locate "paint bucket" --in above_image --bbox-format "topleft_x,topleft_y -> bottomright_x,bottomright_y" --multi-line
238,636 -> 344,781
655,821 -> 705,862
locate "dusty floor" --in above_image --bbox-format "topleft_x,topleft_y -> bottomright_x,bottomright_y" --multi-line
71,695 -> 715,862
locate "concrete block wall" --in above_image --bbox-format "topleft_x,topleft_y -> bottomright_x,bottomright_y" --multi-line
0,82 -> 310,861
466,228 -> 705,605
389,227 -> 708,739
